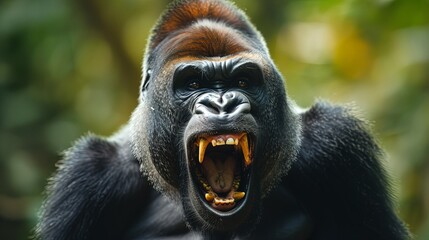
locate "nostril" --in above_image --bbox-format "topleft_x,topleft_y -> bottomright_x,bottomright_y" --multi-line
220,92 -> 241,113
223,92 -> 235,100
195,99 -> 220,115
237,102 -> 251,114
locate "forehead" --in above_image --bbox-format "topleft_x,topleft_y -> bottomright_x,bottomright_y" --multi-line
159,20 -> 254,61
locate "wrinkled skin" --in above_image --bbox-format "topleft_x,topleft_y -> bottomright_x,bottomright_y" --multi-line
36,1 -> 410,239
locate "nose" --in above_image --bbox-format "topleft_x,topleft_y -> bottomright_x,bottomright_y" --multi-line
194,92 -> 251,120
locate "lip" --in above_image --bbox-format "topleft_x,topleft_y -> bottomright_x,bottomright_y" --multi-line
187,132 -> 255,213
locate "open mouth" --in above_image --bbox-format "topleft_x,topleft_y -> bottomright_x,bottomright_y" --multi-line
189,133 -> 254,212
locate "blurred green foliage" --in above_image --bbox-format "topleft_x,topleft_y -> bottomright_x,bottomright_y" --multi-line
1,0 -> 428,239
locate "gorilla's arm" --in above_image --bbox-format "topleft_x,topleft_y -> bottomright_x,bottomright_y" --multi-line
285,101 -> 409,239
37,128 -> 147,240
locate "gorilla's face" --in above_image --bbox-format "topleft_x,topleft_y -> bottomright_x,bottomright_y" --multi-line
131,2 -> 300,233
178,57 -> 264,228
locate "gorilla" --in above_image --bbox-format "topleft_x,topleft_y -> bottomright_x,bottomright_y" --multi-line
37,0 -> 410,239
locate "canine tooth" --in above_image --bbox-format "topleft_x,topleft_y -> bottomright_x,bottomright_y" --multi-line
240,134 -> 252,166
216,138 -> 225,145
226,138 -> 235,145
205,192 -> 215,202
211,140 -> 216,147
199,138 -> 209,164
233,192 -> 245,200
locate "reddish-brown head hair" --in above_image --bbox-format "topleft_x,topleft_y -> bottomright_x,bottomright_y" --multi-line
146,0 -> 263,60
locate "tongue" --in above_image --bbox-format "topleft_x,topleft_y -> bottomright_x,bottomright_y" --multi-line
202,155 -> 236,193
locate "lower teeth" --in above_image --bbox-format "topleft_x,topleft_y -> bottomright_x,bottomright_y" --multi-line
197,169 -> 244,205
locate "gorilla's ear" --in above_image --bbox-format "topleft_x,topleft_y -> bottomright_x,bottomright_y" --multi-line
140,68 -> 152,98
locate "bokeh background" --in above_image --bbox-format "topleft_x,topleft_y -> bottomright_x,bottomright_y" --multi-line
1,0 -> 428,239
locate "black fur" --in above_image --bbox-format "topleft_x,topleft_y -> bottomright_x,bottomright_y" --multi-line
284,102 -> 409,239
36,0 -> 409,239
37,130 -> 148,239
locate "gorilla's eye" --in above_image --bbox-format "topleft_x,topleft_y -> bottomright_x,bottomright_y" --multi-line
188,81 -> 200,90
237,78 -> 249,88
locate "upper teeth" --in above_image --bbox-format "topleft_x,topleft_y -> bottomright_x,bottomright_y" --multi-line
226,138 -> 235,145
198,133 -> 252,167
